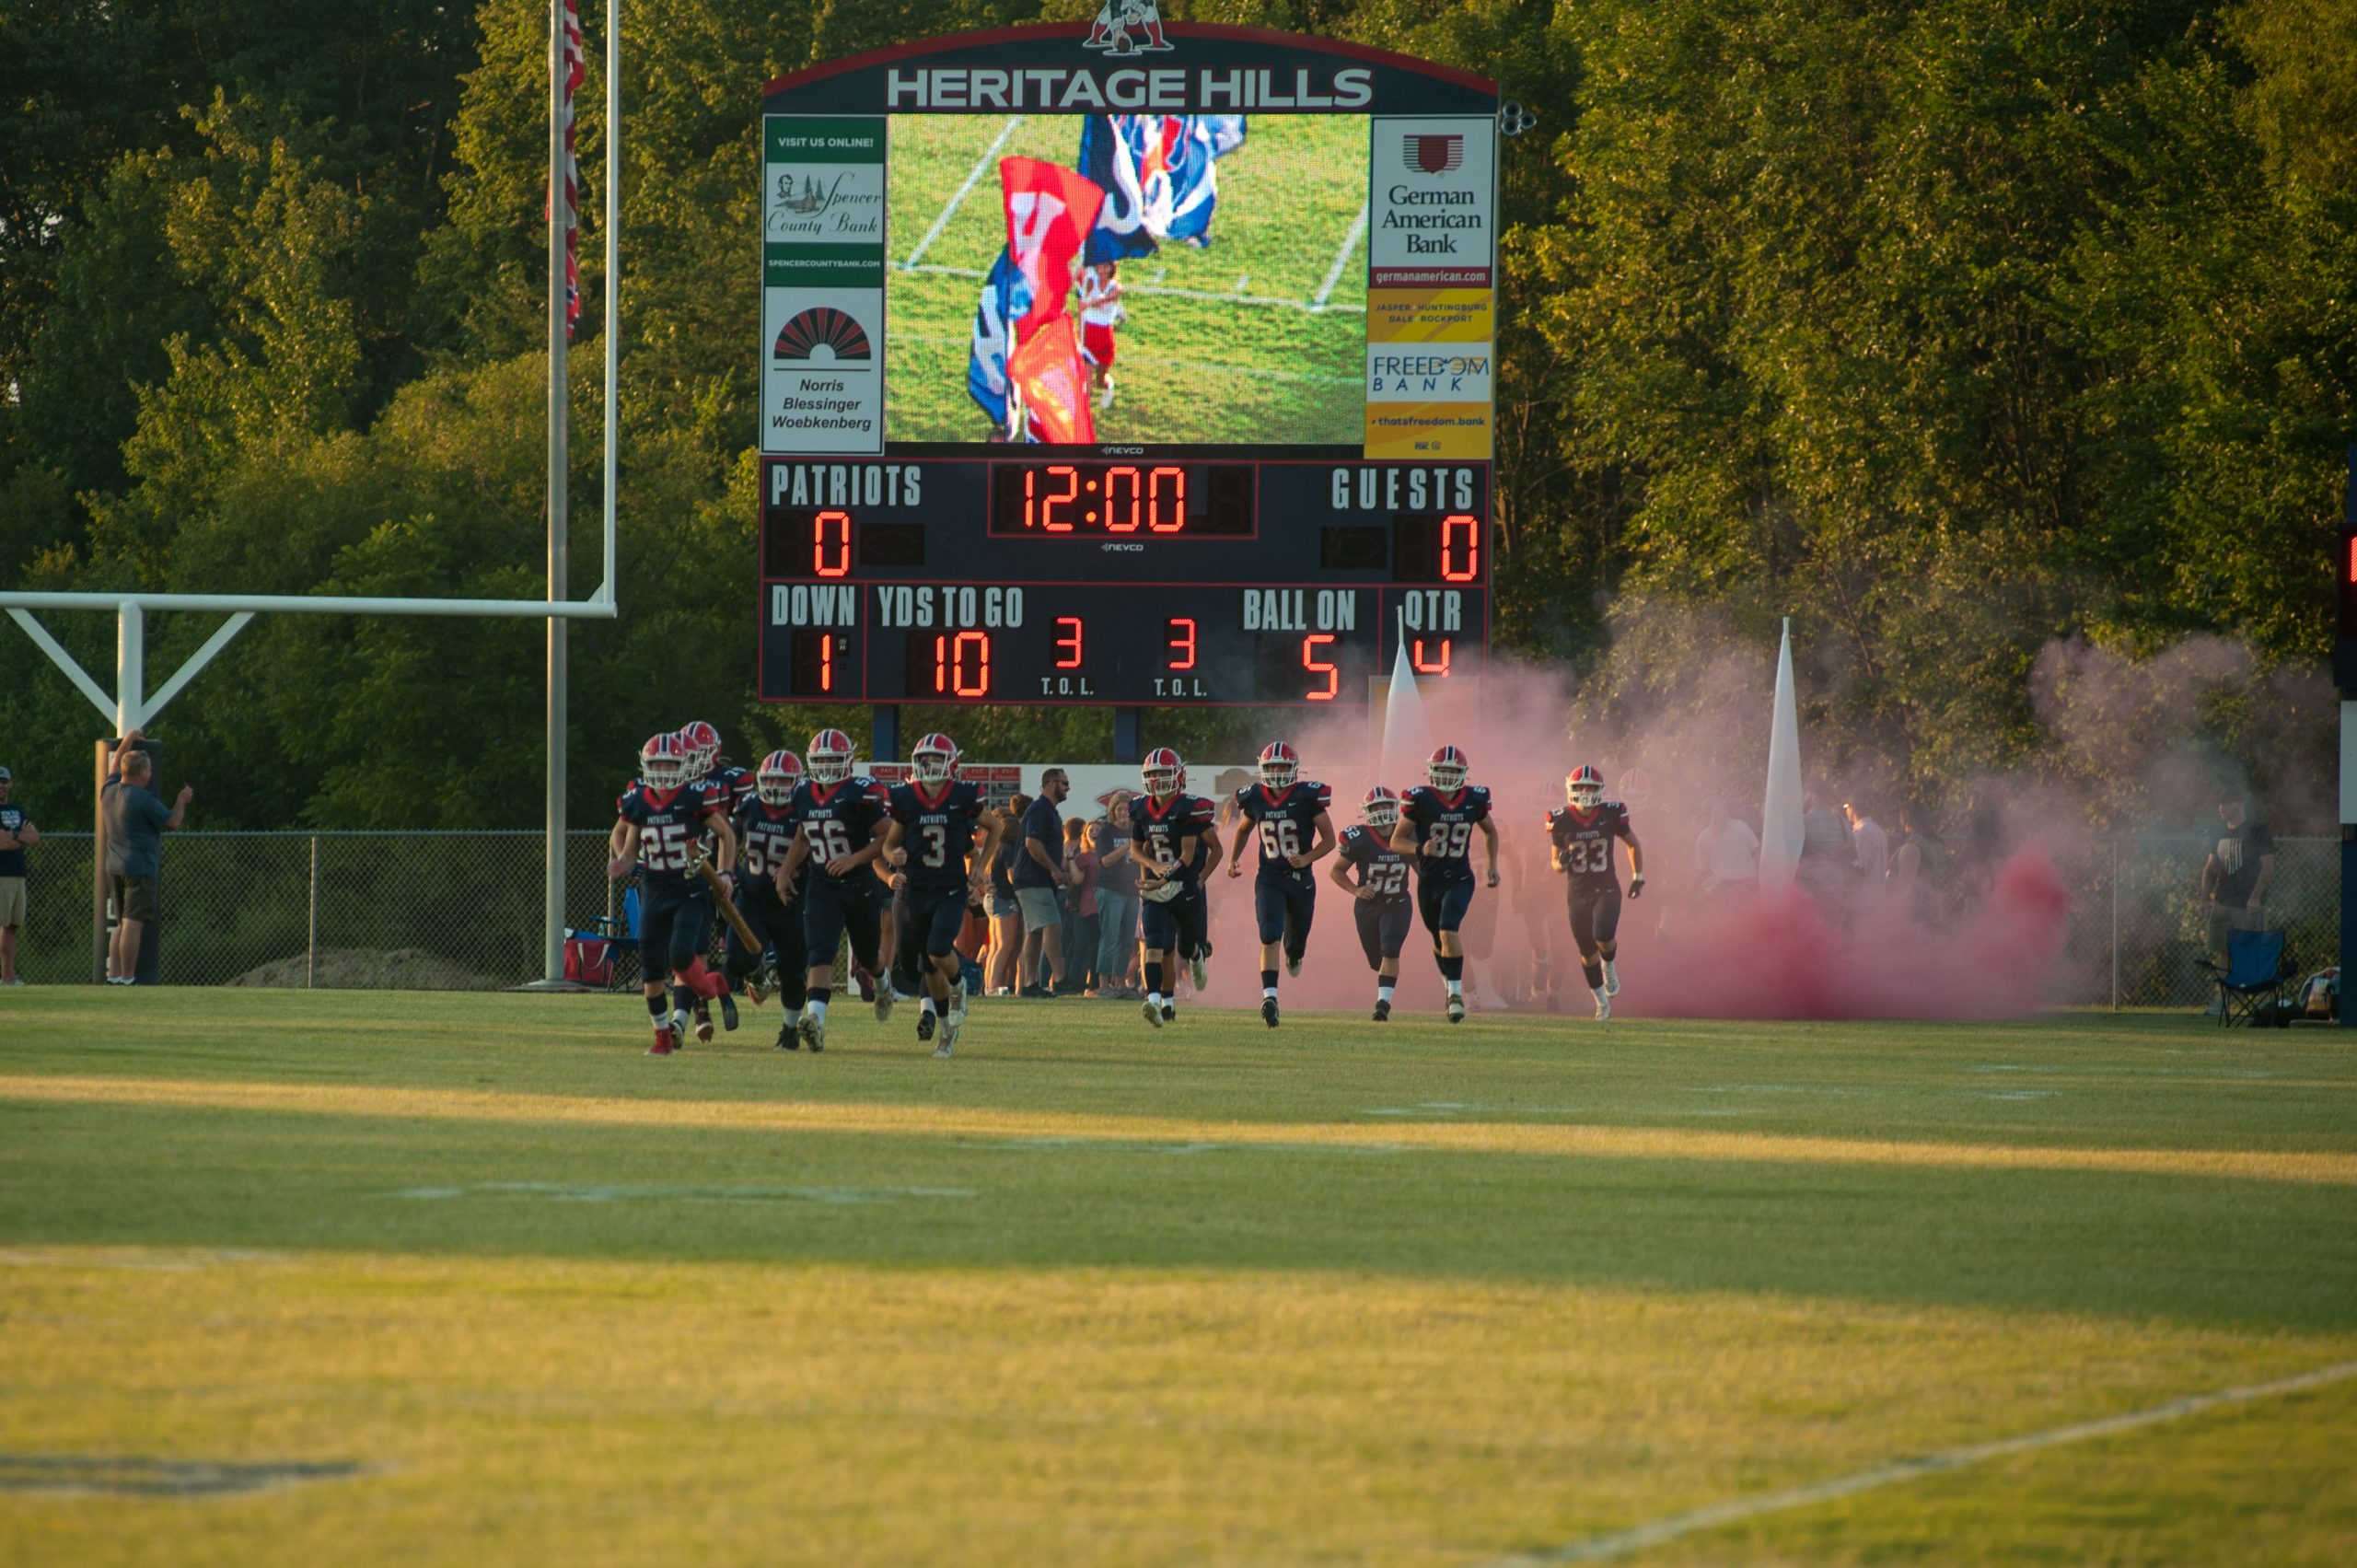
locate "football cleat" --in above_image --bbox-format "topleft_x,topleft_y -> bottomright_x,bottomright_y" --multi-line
756,752 -> 802,807
917,1008 -> 936,1043
648,1026 -> 677,1057
1594,991 -> 1612,1022
1373,999 -> 1392,1023
692,1003 -> 714,1045
912,732 -> 960,784
1428,744 -> 1470,793
1261,997 -> 1280,1029
1161,1003 -> 1177,1024
1097,373 -> 1117,411
1285,955 -> 1303,979
717,989 -> 739,1031
851,966 -> 877,1003
679,720 -> 722,782
670,1006 -> 691,1042
1258,740 -> 1299,791
1602,958 -> 1620,997
1362,785 -> 1400,830
934,1021 -> 958,1058
1141,747 -> 1184,799
747,966 -> 772,1006
806,727 -> 855,785
1566,764 -> 1606,812
873,983 -> 895,1024
1189,955 -> 1209,992
1142,998 -> 1164,1029
639,732 -> 691,791
946,985 -> 968,1027
798,1012 -> 826,1052
775,1022 -> 799,1051
1446,995 -> 1467,1024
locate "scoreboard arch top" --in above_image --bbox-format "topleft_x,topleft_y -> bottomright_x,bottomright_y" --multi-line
757,21 -> 1500,709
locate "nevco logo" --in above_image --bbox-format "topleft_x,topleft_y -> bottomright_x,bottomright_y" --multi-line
1085,0 -> 1171,54
1402,134 -> 1465,173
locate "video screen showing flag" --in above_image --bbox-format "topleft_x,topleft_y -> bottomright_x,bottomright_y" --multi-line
885,113 -> 1369,447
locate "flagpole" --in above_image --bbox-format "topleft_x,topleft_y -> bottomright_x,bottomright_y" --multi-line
544,0 -> 572,981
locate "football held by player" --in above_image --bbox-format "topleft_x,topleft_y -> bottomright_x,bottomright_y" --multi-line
610,732 -> 741,1055
729,750 -> 812,1049
1392,744 -> 1499,1024
1330,785 -> 1417,1021
883,733 -> 1003,1058
1225,741 -> 1336,1028
774,728 -> 895,1052
1131,748 -> 1219,1028
1547,764 -> 1646,1020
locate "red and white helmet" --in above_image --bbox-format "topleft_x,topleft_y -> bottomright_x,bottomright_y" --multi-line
1428,744 -> 1469,793
807,727 -> 855,785
1142,747 -> 1184,799
1567,764 -> 1606,811
1258,740 -> 1299,790
640,732 -> 690,790
912,732 -> 959,784
1618,767 -> 1653,807
1363,784 -> 1400,830
678,720 -> 721,781
757,749 -> 803,807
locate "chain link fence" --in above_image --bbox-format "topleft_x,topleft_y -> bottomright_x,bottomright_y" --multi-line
4,830 -> 2338,1005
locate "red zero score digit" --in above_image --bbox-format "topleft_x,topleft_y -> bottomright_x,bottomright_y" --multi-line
1440,513 -> 1478,582
1302,634 -> 1339,701
815,509 -> 852,577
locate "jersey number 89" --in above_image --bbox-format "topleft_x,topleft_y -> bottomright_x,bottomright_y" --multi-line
1423,821 -> 1474,859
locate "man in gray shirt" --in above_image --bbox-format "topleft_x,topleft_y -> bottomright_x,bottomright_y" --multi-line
101,729 -> 192,985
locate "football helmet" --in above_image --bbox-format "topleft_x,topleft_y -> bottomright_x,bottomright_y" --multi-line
1428,744 -> 1469,793
639,732 -> 690,791
1618,767 -> 1653,806
1567,764 -> 1606,811
912,732 -> 959,784
1142,747 -> 1184,799
1258,740 -> 1299,791
757,749 -> 803,807
679,720 -> 721,781
1362,784 -> 1400,830
807,727 -> 855,785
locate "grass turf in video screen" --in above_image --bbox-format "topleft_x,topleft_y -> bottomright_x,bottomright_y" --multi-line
755,24 -> 1498,707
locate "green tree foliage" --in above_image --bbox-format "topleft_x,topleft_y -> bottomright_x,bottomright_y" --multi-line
0,0 -> 2343,839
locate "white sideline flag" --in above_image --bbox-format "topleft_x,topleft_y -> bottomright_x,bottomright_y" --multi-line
1759,617 -> 1805,895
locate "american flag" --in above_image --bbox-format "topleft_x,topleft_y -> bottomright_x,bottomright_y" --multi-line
559,0 -> 584,338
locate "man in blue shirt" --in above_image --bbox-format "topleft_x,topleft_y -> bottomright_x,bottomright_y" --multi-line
1011,768 -> 1074,996
100,730 -> 192,985
0,764 -> 38,985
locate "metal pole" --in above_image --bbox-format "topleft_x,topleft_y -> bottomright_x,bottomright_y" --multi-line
602,0 -> 621,606
545,0 -> 572,982
2109,838 -> 2119,1012
308,834 -> 320,989
116,600 -> 144,733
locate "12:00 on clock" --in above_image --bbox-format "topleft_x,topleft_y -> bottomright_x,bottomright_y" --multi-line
986,463 -> 1253,538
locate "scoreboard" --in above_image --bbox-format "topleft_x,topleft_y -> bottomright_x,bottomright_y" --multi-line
755,23 -> 1500,710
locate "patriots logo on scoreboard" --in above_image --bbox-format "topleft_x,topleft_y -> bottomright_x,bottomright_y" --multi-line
1084,0 -> 1172,54
1404,134 -> 1466,174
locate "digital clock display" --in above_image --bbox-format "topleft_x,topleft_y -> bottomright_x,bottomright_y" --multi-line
987,463 -> 1253,538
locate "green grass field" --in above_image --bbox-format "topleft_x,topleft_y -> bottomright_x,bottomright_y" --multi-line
3,991 -> 2354,1564
884,113 -> 1369,444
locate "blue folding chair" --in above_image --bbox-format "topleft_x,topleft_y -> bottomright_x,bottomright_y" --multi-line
2205,928 -> 2291,1028
579,885 -> 643,990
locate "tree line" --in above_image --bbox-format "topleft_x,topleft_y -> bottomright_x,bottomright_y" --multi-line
1,0 -> 2348,831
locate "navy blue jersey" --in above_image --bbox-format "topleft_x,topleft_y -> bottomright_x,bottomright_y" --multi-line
1547,801 -> 1634,889
888,779 -> 987,895
0,802 -> 29,878
732,797 -> 805,892
1132,792 -> 1217,889
1336,823 -> 1414,905
1234,780 -> 1332,877
787,775 -> 892,871
707,763 -> 756,817
1400,784 -> 1493,880
618,780 -> 726,896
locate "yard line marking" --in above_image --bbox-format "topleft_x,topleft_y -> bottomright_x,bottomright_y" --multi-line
1314,200 -> 1368,308
897,331 -> 1362,387
900,115 -> 1023,271
896,262 -> 1365,314
1472,1358 -> 2357,1565
8,1075 -> 2357,1185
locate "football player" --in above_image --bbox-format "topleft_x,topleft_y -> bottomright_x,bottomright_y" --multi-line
1547,764 -> 1645,1020
773,728 -> 894,1051
681,719 -> 755,814
610,732 -> 740,1055
881,732 -> 1002,1057
730,749 -> 811,1050
1391,743 -> 1499,1024
1130,747 -> 1219,1028
1225,740 -> 1335,1028
1329,785 -> 1416,1021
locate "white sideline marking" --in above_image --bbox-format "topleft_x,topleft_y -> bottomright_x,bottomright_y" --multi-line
898,332 -> 1361,387
1314,200 -> 1369,307
896,262 -> 1364,314
900,116 -> 1024,271
1473,1358 -> 2357,1566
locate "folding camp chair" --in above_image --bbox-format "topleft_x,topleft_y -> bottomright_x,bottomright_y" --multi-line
2204,927 -> 2292,1028
578,884 -> 643,991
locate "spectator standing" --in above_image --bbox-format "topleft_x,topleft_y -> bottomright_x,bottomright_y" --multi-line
0,765 -> 38,984
1795,786 -> 1852,922
1843,796 -> 1889,912
1062,818 -> 1100,993
1012,770 -> 1072,996
2200,784 -> 2277,1001
1693,797 -> 1759,903
1887,801 -> 1945,923
100,730 -> 192,985
1091,794 -> 1140,997
986,796 -> 1028,995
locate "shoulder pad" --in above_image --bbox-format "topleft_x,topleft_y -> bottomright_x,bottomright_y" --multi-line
1311,781 -> 1332,809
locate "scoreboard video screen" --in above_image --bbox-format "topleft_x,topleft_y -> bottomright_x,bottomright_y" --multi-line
756,21 -> 1498,707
